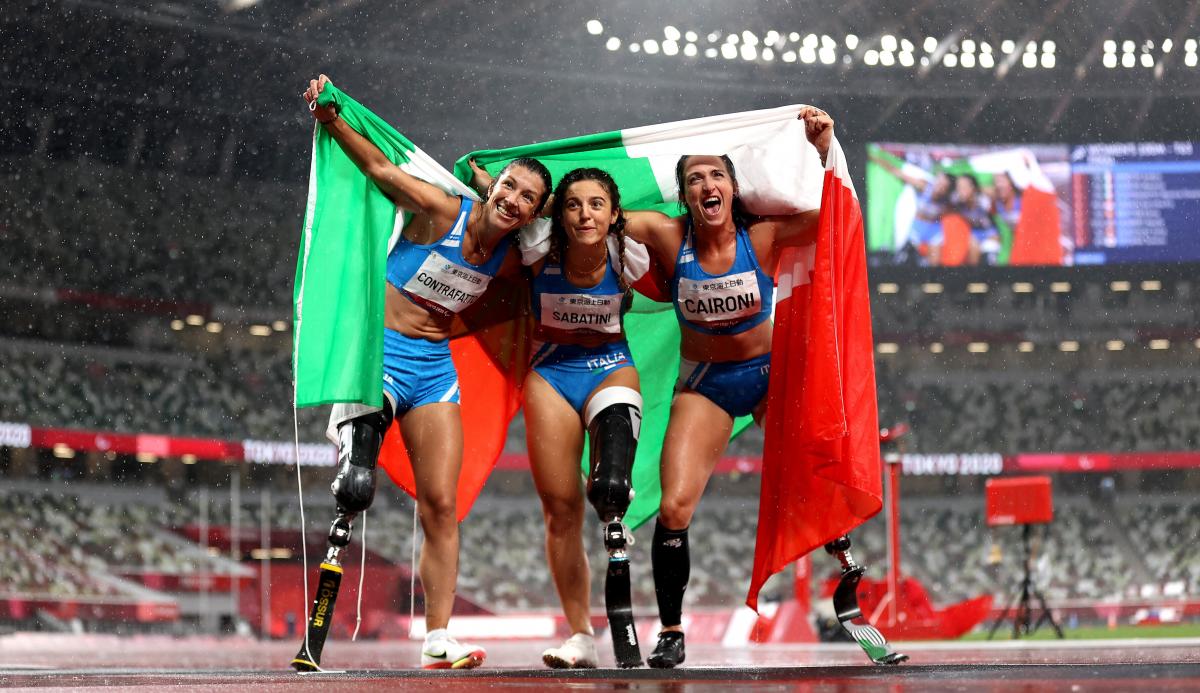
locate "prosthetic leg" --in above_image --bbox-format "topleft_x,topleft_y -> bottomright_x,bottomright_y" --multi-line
584,387 -> 643,669
291,404 -> 393,672
824,535 -> 909,665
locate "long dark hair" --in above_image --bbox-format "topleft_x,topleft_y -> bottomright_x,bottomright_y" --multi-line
490,156 -> 553,213
674,154 -> 752,228
548,167 -> 630,291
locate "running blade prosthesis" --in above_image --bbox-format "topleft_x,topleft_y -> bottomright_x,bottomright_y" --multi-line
824,536 -> 909,665
604,521 -> 643,668
291,514 -> 353,672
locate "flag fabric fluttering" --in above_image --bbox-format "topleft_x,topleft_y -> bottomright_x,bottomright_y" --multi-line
295,86 -> 883,564
748,143 -> 883,611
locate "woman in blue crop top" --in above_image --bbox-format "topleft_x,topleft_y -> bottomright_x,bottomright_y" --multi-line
620,106 -> 836,668
524,168 -> 643,669
304,74 -> 550,670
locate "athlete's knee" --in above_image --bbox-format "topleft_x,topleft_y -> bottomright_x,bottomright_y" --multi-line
540,495 -> 584,537
584,387 -> 642,523
656,500 -> 694,531
417,489 -> 458,530
331,401 -> 394,514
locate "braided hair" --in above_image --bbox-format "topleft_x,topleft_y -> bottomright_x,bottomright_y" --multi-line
548,167 -> 630,292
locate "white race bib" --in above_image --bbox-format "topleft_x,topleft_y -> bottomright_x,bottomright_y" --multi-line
403,251 -> 492,315
539,292 -> 623,334
677,270 -> 762,324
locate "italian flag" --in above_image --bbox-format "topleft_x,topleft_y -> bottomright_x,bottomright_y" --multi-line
295,84 -> 883,604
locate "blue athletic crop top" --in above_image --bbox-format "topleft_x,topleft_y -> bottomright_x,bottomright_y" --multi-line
671,221 -> 773,336
386,197 -> 509,317
531,254 -> 625,339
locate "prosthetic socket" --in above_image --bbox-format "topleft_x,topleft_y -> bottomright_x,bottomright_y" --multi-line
584,386 -> 644,668
292,402 -> 393,672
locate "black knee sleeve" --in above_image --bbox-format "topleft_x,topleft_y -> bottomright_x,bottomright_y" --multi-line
330,400 -> 393,514
584,387 -> 642,524
651,520 -> 690,628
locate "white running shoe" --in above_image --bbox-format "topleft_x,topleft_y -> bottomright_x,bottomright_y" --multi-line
542,632 -> 599,669
421,629 -> 486,670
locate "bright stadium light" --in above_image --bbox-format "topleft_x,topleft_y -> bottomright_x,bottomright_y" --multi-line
967,282 -> 989,293
1122,52 -> 1135,67
961,52 -> 976,68
1018,341 -> 1035,352
922,282 -> 944,294
1149,339 -> 1170,350
171,319 -> 184,331
707,31 -> 721,43
1141,279 -> 1162,291
721,43 -> 737,59
629,43 -> 640,53
968,342 -> 990,353
901,39 -> 913,52
899,51 -> 915,67
877,342 -> 899,354
981,41 -> 993,53
206,322 -> 223,333
664,25 -> 681,41
962,39 -> 976,53
819,48 -> 836,64
924,36 -> 938,52
1013,282 -> 1034,293
864,49 -> 879,66
881,34 -> 897,52
1106,340 -> 1125,351
800,46 -> 817,63
1001,39 -> 1015,53
186,314 -> 205,326
586,20 -> 603,35
663,40 -> 679,56
705,47 -> 719,58
740,44 -> 757,60
1023,52 -> 1037,68
685,31 -> 698,42
1051,281 -> 1071,293
1103,53 -> 1118,68
789,31 -> 800,42
980,53 -> 995,68
846,34 -> 859,50
1042,53 -> 1056,68
1186,52 -> 1198,67
930,342 -> 944,353
683,43 -> 697,57
1059,340 -> 1080,352
1110,280 -> 1131,292
822,35 -> 836,49
1140,53 -> 1154,67
1123,40 -> 1135,53
726,33 -> 739,44
1104,39 -> 1117,53
765,30 -> 779,46
1163,38 -> 1174,53
643,39 -> 660,54
1043,40 -> 1056,53
877,282 -> 899,293
249,325 -> 272,337
782,50 -> 796,62
1186,38 -> 1198,52
606,37 -> 621,51
944,53 -> 958,67
761,47 -> 774,61
804,33 -> 818,48
742,30 -> 759,46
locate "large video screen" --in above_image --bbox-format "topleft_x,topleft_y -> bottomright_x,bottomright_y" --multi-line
1068,142 -> 1200,265
866,143 -> 1072,267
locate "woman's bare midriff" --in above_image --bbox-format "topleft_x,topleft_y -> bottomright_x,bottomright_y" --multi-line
679,318 -> 772,363
384,283 -> 455,341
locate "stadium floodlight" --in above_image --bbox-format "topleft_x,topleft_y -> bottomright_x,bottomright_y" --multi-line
685,31 -> 698,42
707,31 -> 721,43
899,51 -> 915,67
1018,341 -> 1035,352
930,342 -> 944,353
1042,53 -> 1056,68
981,41 -> 992,53
644,39 -> 660,54
186,314 -> 205,326
924,36 -> 938,53
876,342 -> 899,354
1149,339 -> 1170,350
881,35 -> 897,52
1103,53 -> 1118,68
800,46 -> 817,63
706,47 -> 719,58
1050,281 -> 1071,292
922,282 -> 944,294
721,43 -> 737,59
53,444 -> 75,459
1013,282 -> 1034,293
980,53 -> 995,68
821,35 -> 836,49
1140,53 -> 1154,68
206,322 -> 223,333
740,44 -> 757,60
683,43 -> 697,57
1121,53 -> 1134,66
1186,38 -> 1198,52
1123,40 -> 1135,53
606,37 -> 621,51
663,40 -> 679,56
961,53 -> 976,68
962,39 -> 976,53
1195,338 -> 1200,349
1059,340 -> 1080,352
877,282 -> 899,294
629,43 -> 640,53
968,342 -> 989,353
1186,52 -> 1198,67
1043,40 -> 1056,53
1141,279 -> 1162,291
789,31 -> 800,42
846,34 -> 859,50
765,30 -> 779,46
137,452 -> 158,464
664,26 -> 681,41
1022,52 -> 1037,68
820,48 -> 836,64
804,33 -> 818,48
762,47 -> 774,61
171,319 -> 185,331
586,20 -> 604,36
967,282 -> 989,293
944,53 -> 958,67
782,50 -> 796,62
181,454 -> 198,465
1104,39 -> 1117,53
864,49 -> 879,66
272,320 -> 289,331
742,30 -> 759,46
1163,38 -> 1174,53
1106,340 -> 1125,351
1001,39 -> 1015,54
1110,280 -> 1131,291
879,50 -> 895,66
249,325 -> 272,337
